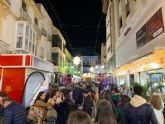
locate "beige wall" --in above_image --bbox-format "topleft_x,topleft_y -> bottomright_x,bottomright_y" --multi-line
1,16 -> 16,52
101,43 -> 106,65
10,0 -> 21,17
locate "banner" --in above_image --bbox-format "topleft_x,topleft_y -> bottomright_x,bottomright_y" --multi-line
1,69 -> 25,103
136,8 -> 164,48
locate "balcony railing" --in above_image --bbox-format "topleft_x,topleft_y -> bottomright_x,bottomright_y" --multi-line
41,28 -> 47,37
0,40 -> 11,54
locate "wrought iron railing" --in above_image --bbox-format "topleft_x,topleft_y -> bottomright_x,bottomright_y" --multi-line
0,40 -> 11,54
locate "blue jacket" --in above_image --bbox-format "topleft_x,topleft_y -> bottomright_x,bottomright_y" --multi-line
125,95 -> 158,124
4,102 -> 27,124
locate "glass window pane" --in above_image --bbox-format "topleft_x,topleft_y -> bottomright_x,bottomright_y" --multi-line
25,26 -> 28,37
17,24 -> 24,35
16,37 -> 23,48
30,29 -> 32,40
33,33 -> 35,43
25,38 -> 28,50
29,42 -> 32,51
32,44 -> 35,54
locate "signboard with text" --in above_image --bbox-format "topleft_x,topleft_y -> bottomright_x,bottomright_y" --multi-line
136,8 -> 164,48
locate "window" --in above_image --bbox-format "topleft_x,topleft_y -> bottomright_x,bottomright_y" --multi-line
52,53 -> 59,66
34,18 -> 38,25
52,35 -> 62,50
16,37 -> 23,48
120,17 -> 122,29
16,24 -> 24,48
32,33 -> 35,54
22,0 -> 26,11
16,22 -> 36,53
25,25 -> 29,50
29,29 -> 32,52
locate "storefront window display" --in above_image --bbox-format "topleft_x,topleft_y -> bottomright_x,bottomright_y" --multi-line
139,69 -> 165,92
119,75 -> 127,86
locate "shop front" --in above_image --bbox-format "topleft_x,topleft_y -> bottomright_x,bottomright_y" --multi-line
113,50 -> 165,92
0,54 -> 54,107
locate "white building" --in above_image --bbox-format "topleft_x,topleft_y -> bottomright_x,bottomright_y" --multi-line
104,0 -> 165,86
52,26 -> 66,74
0,0 -> 52,62
101,42 -> 106,66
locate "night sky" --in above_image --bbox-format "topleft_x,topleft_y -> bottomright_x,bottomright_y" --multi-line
35,0 -> 106,56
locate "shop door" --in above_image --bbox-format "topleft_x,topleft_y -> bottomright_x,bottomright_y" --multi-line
130,74 -> 135,84
22,71 -> 45,108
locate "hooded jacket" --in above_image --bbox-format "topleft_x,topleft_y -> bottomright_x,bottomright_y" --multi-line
125,95 -> 158,124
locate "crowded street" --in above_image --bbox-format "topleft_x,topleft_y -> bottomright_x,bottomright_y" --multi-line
0,0 -> 165,124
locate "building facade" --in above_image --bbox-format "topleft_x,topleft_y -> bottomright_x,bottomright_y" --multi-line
52,26 -> 66,74
104,0 -> 165,87
101,42 -> 107,66
0,0 -> 52,62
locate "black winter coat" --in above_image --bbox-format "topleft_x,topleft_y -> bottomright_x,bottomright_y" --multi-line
83,95 -> 93,116
73,87 -> 83,105
125,103 -> 158,124
54,101 -> 72,124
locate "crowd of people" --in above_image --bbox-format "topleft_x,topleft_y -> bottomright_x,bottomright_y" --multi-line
0,81 -> 164,124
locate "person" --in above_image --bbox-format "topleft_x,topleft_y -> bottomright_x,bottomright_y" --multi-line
54,89 -> 74,124
150,95 -> 164,124
94,99 -> 116,124
0,92 -> 7,118
29,91 -> 55,124
2,97 -> 27,124
83,89 -> 94,116
125,85 -> 158,124
73,83 -> 83,108
67,110 -> 92,124
117,95 -> 130,124
103,90 -> 117,118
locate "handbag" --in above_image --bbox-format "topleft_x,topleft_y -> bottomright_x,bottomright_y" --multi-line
27,105 -> 47,121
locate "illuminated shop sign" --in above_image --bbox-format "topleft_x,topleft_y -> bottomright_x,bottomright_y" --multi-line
136,8 -> 164,48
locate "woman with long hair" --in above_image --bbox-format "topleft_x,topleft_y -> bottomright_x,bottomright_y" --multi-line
95,99 -> 116,124
33,91 -> 55,124
67,110 -> 92,124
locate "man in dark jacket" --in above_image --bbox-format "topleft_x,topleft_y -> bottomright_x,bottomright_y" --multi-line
73,84 -> 83,108
83,89 -> 93,116
125,85 -> 158,124
2,97 -> 27,124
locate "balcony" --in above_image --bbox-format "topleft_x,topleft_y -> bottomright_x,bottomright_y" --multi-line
41,28 -> 47,37
0,40 -> 11,54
